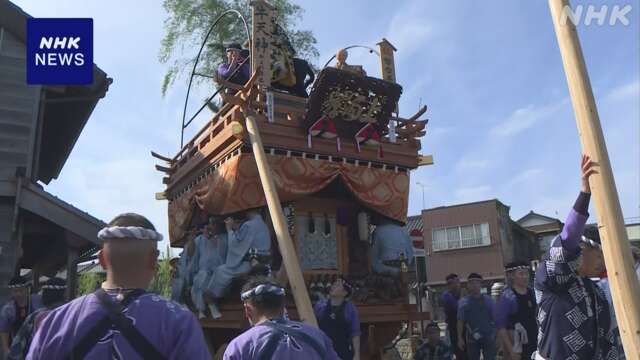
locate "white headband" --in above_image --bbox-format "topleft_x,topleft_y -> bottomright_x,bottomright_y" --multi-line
8,283 -> 29,289
581,236 -> 601,249
98,226 -> 163,242
506,265 -> 530,272
41,284 -> 67,290
240,284 -> 286,301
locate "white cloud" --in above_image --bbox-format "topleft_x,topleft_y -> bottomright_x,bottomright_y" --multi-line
605,79 -> 639,103
491,99 -> 569,138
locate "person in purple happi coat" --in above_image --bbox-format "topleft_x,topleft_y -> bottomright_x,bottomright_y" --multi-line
26,213 -> 210,360
0,275 -> 42,355
533,155 -> 617,359
224,277 -> 338,360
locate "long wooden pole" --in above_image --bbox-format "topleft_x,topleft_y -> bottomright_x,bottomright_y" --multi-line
245,114 -> 318,326
548,1 -> 640,357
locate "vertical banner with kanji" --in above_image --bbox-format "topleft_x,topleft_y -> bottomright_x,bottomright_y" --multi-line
250,0 -> 275,90
377,38 -> 397,83
377,38 -> 398,142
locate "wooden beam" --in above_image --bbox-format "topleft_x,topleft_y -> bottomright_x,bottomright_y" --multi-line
548,0 -> 640,357
155,164 -> 175,174
151,151 -> 174,163
66,247 -> 78,300
245,114 -> 317,326
417,154 -> 434,167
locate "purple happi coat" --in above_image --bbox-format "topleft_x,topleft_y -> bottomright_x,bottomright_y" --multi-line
224,318 -> 339,360
26,291 -> 210,360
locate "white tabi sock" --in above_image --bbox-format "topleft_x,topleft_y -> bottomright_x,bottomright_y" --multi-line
208,303 -> 222,319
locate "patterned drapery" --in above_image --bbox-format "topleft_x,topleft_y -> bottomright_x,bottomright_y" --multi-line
168,153 -> 409,244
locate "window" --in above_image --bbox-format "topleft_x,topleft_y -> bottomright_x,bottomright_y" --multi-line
432,223 -> 491,251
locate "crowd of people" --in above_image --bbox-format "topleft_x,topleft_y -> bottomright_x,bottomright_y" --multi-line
435,155 -> 640,360
1,155 -> 639,359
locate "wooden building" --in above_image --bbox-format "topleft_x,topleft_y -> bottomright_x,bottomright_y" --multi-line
0,0 -> 111,302
422,199 -> 539,287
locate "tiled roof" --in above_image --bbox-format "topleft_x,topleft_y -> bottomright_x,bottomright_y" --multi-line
405,215 -> 423,234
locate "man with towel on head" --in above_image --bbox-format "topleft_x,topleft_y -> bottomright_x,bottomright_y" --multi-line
207,208 -> 271,318
26,212 -> 210,360
495,261 -> 537,360
1,275 -> 42,355
533,155 -> 617,360
7,277 -> 66,360
223,277 -> 338,360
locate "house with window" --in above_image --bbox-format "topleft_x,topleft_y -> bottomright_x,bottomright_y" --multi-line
422,199 -> 538,289
626,222 -> 640,248
517,211 -> 563,254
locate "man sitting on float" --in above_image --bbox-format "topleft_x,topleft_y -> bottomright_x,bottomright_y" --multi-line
191,217 -> 227,319
371,213 -> 414,276
205,208 -> 272,318
171,230 -> 198,303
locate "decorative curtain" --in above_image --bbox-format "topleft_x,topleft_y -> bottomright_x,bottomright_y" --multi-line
168,153 -> 409,244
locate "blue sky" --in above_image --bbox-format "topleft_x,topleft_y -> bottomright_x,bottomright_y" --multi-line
13,0 -> 639,252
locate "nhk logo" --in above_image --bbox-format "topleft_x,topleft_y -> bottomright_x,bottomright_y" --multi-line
27,18 -> 93,85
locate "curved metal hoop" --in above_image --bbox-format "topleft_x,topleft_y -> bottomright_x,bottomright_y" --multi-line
321,45 -> 380,69
180,10 -> 251,148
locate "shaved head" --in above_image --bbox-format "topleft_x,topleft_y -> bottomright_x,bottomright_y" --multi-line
102,239 -> 157,274
98,212 -> 160,289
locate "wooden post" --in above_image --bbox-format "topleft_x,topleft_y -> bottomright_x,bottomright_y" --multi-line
378,38 -> 398,143
66,247 -> 78,300
244,114 -> 317,326
548,1 -> 640,357
377,38 -> 397,83
250,1 -> 274,92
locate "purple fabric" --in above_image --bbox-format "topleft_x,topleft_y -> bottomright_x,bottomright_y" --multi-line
313,299 -> 361,337
26,292 -> 210,360
457,295 -> 495,322
573,192 -> 591,215
0,294 -> 43,332
223,320 -> 338,360
441,291 -> 459,323
560,208 -> 588,252
495,288 -> 518,329
217,62 -> 251,81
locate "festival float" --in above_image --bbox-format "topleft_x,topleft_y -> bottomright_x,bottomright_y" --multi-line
153,1 -> 433,358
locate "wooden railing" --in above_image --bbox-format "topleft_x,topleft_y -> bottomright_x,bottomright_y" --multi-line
161,90 -> 421,195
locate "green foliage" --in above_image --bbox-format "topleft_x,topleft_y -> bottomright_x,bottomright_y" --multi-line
149,256 -> 173,298
159,0 -> 319,95
77,272 -> 104,296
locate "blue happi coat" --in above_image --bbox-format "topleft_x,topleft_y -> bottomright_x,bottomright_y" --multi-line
208,213 -> 271,298
371,222 -> 414,275
171,246 -> 198,302
191,233 -> 227,312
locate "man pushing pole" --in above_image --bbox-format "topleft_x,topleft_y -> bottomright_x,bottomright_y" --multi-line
548,0 -> 640,358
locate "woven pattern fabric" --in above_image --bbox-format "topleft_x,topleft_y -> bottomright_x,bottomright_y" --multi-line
168,154 -> 409,244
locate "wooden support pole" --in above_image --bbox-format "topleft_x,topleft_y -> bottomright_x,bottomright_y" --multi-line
66,247 -> 78,301
244,115 -> 317,326
548,1 -> 640,357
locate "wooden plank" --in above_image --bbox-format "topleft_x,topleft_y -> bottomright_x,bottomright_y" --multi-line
151,151 -> 174,163
166,127 -> 242,193
258,121 -> 419,168
66,248 -> 79,300
245,114 -> 317,326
